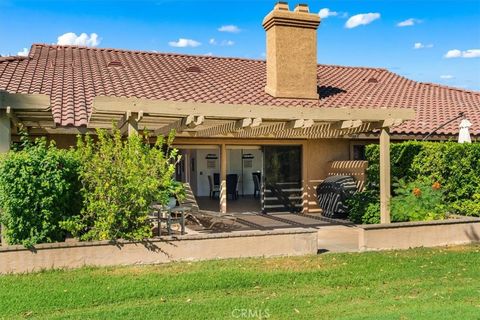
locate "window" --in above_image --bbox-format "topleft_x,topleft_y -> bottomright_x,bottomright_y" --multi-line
352,144 -> 366,160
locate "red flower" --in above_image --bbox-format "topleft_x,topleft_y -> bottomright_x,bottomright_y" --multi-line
412,187 -> 422,197
432,181 -> 441,190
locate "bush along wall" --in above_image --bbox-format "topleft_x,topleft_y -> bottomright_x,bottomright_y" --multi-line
0,129 -> 183,247
61,128 -> 181,241
0,136 -> 82,247
347,141 -> 480,224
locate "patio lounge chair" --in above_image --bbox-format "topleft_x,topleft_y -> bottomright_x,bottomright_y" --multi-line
181,183 -> 237,229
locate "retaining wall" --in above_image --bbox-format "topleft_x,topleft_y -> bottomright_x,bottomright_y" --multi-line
359,217 -> 480,251
0,228 -> 318,274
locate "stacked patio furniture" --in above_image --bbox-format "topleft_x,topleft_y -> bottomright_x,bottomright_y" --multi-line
316,175 -> 357,219
315,160 -> 368,219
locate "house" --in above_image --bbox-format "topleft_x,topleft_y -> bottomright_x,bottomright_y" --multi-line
0,3 -> 478,223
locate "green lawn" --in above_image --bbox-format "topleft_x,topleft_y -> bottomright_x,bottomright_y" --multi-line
1,245 -> 479,320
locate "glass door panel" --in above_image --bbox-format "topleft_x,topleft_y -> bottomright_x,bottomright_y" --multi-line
262,146 -> 302,213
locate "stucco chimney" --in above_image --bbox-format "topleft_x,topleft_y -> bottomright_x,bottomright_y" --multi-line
263,2 -> 321,99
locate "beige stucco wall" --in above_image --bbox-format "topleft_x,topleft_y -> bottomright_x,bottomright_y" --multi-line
305,139 -> 351,212
47,134 -> 78,149
0,228 -> 318,274
359,218 -> 480,251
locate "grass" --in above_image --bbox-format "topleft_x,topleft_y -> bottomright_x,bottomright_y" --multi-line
0,245 -> 479,320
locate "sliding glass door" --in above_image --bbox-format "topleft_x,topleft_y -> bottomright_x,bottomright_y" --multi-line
262,146 -> 302,213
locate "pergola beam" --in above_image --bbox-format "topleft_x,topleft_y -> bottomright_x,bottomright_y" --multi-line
235,118 -> 253,129
0,92 -> 54,130
370,118 -> 403,129
194,117 -> 263,137
136,111 -> 144,123
286,119 -> 305,129
154,115 -> 205,136
5,106 -> 23,129
118,110 -> 132,133
92,96 -> 416,123
330,120 -> 363,130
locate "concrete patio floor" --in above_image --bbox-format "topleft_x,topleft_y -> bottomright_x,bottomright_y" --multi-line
187,212 -> 360,253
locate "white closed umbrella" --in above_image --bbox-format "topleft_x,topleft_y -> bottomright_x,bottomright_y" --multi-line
458,119 -> 472,143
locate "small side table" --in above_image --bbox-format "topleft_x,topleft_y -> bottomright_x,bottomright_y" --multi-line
159,207 -> 188,235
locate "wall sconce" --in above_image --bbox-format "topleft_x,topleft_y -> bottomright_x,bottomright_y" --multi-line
205,154 -> 218,159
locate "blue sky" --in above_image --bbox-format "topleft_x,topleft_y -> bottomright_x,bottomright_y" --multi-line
1,0 -> 479,90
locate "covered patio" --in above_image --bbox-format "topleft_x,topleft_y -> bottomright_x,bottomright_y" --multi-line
0,91 -> 416,224
88,95 -> 415,223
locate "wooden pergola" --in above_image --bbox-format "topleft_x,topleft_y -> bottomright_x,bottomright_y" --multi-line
0,92 -> 416,223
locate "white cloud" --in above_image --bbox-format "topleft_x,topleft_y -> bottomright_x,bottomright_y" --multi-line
57,32 -> 100,47
209,39 -> 234,46
17,47 -> 29,56
440,75 -> 454,79
222,40 -> 234,46
413,42 -> 433,49
168,38 -> 201,48
463,49 -> 480,58
218,25 -> 241,33
345,13 -> 380,29
397,18 -> 421,27
318,8 -> 338,19
445,49 -> 480,58
203,52 -> 213,56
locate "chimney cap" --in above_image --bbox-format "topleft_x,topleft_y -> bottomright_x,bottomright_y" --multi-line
274,1 -> 289,11
263,2 -> 320,31
294,4 -> 309,13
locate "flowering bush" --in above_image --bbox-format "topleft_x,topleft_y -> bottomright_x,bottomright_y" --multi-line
348,141 -> 480,224
391,177 -> 447,222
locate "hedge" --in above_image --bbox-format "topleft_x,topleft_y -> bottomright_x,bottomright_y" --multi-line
0,130 -> 183,247
347,141 -> 480,223
0,138 -> 82,246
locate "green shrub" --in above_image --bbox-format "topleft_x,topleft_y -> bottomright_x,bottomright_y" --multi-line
362,202 -> 381,224
365,141 -> 424,191
451,194 -> 480,217
411,143 -> 480,215
62,128 -> 182,241
347,190 -> 379,224
391,177 -> 447,222
0,137 -> 81,246
348,141 -> 480,223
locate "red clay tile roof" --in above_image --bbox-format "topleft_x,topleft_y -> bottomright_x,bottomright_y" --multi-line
0,44 -> 479,136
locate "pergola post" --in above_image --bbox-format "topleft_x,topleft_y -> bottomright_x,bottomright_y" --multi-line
301,142 -> 308,214
0,109 -> 11,245
219,144 -> 227,214
127,112 -> 138,136
379,128 -> 391,223
0,109 -> 10,153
